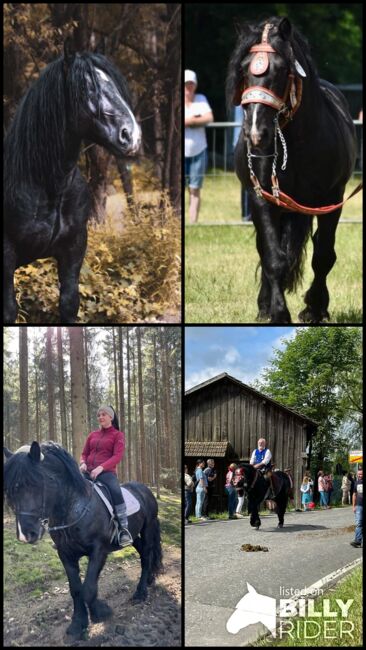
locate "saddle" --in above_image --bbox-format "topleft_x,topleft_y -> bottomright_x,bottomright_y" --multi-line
86,479 -> 140,518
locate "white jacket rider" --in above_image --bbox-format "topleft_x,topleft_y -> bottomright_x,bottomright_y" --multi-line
250,438 -> 274,495
250,438 -> 272,470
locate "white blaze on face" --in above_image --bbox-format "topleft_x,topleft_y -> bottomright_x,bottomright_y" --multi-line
96,68 -> 141,151
17,520 -> 27,543
250,105 -> 261,146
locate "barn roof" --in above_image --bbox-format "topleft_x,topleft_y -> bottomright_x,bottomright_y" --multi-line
185,372 -> 317,427
185,441 -> 237,458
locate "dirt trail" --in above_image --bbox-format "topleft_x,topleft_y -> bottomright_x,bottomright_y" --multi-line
4,546 -> 181,647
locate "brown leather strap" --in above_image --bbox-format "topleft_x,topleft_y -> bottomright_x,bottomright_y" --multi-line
249,43 -> 276,53
251,174 -> 363,215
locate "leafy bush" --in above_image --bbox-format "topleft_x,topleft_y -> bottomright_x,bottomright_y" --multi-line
14,195 -> 180,323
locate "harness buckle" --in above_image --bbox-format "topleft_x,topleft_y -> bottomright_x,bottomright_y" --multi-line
250,173 -> 263,198
271,175 -> 280,204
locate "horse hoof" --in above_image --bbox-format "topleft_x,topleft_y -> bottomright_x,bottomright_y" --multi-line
132,591 -> 147,603
66,622 -> 87,638
277,523 -> 283,528
90,601 -> 113,622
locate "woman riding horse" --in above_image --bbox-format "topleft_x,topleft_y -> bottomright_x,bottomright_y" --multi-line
80,405 -> 132,546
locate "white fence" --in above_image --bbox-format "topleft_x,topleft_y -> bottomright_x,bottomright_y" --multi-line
206,120 -> 363,177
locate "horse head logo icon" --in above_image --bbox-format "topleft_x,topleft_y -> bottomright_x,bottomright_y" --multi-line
226,582 -> 277,637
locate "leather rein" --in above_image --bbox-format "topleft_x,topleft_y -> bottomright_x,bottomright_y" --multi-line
238,23 -> 362,215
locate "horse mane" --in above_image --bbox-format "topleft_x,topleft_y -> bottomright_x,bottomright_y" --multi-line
226,16 -> 319,113
41,442 -> 90,497
4,442 -> 89,508
4,51 -> 131,195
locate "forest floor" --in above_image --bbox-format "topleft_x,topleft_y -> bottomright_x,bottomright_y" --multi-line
4,493 -> 181,647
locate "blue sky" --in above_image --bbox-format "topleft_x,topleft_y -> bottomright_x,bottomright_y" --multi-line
185,326 -> 298,389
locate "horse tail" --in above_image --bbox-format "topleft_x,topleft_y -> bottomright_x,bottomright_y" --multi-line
281,213 -> 312,292
150,517 -> 163,579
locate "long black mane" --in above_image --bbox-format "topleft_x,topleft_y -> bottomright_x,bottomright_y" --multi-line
4,442 -> 89,508
4,52 -> 132,194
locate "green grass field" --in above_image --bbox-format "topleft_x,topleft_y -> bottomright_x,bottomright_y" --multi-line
185,173 -> 362,323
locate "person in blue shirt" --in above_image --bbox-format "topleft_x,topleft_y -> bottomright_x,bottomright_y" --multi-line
194,459 -> 208,520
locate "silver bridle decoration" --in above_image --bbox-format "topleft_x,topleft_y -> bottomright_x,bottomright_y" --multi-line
246,111 -> 288,187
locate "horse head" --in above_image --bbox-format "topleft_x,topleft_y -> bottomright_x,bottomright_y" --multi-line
226,582 -> 277,636
4,442 -> 46,544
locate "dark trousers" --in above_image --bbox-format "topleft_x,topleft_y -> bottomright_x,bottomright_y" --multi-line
202,486 -> 214,517
84,470 -> 123,506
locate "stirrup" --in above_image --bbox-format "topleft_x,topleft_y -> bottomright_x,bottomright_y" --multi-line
117,527 -> 133,547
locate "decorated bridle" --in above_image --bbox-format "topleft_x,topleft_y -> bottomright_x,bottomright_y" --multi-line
241,22 -> 303,124
235,23 -> 362,214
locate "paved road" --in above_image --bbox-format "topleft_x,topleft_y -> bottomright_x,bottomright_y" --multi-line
185,507 -> 362,646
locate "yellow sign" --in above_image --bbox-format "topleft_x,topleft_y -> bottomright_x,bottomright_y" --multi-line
349,450 -> 363,463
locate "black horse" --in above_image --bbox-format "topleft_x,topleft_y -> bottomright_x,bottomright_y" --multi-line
4,41 -> 141,323
227,17 -> 357,323
4,441 -> 162,639
239,464 -> 291,529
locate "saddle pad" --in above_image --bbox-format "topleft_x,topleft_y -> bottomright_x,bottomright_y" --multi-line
121,487 -> 140,516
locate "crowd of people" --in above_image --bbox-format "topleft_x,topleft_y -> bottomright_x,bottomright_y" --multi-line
184,438 -> 363,549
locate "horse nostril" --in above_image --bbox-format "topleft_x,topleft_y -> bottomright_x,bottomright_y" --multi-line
120,128 -> 131,145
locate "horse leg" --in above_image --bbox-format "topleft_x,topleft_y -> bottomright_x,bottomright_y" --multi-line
277,502 -> 284,527
299,211 -> 340,322
248,498 -> 261,529
253,214 -> 292,323
257,270 -> 271,319
56,232 -> 87,323
58,552 -> 89,638
3,239 -> 18,323
83,546 -> 112,623
277,496 -> 288,528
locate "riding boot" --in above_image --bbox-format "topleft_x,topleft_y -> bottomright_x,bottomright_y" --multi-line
114,502 -> 133,547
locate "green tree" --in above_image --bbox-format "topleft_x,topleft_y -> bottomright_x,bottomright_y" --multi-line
255,327 -> 362,471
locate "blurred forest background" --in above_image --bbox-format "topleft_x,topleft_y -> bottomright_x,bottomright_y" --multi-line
3,326 -> 181,493
4,4 -> 181,322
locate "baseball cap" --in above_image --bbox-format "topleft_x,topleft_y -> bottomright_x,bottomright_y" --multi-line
185,69 -> 197,85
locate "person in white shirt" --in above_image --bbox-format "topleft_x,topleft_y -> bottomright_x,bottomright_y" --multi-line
250,438 -> 274,494
184,69 -> 213,223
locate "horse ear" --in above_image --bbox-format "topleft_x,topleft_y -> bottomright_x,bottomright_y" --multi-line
278,17 -> 293,41
29,441 -> 42,463
247,582 -> 256,594
4,447 -> 13,459
64,37 -> 76,70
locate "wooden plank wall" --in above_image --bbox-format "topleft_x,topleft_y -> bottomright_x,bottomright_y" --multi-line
185,379 -> 310,508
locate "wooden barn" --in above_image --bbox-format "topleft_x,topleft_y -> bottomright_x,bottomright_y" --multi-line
185,373 -> 318,511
